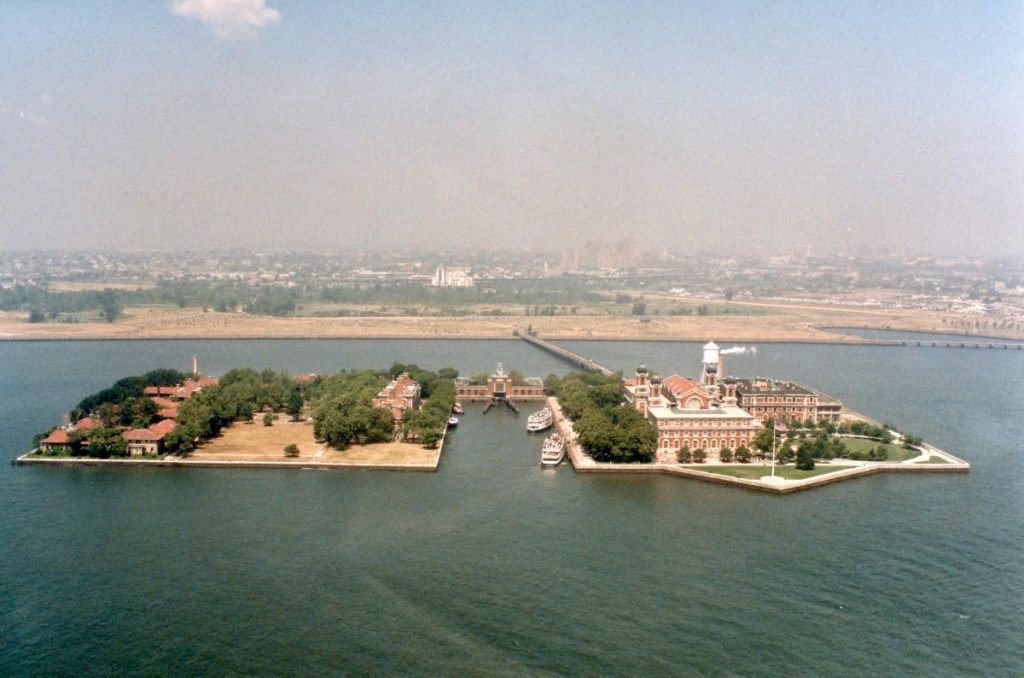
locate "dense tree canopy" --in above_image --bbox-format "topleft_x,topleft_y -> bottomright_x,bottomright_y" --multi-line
548,371 -> 656,463
38,363 -> 459,457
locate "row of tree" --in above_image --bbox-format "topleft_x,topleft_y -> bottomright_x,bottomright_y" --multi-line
548,371 -> 657,463
311,364 -> 456,450
37,363 -> 460,458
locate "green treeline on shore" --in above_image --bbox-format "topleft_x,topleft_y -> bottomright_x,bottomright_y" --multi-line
4,278 -> 765,322
546,371 -> 657,463
34,363 -> 457,458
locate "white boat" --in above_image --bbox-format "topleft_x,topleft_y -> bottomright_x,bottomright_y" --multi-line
527,407 -> 553,432
453,402 -> 464,415
448,416 -> 459,427
541,434 -> 565,466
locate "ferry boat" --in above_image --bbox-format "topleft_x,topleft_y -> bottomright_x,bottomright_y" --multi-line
526,406 -> 553,432
447,416 -> 459,428
452,402 -> 464,415
541,434 -> 565,466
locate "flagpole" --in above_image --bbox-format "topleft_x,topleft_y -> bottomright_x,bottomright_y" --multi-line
771,421 -> 776,477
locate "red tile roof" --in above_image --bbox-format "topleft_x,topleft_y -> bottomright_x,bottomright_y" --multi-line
72,417 -> 101,431
41,429 -> 71,445
123,420 -> 176,442
144,386 -> 176,396
150,419 -> 177,437
143,375 -> 217,400
662,375 -> 711,409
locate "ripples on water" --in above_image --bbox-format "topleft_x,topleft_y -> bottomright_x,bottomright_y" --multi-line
1,339 -> 1022,675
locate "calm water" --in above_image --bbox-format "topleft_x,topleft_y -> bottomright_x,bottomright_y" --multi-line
1,339 -> 1022,675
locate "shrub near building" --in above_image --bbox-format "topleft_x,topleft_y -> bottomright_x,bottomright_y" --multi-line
550,371 -> 657,463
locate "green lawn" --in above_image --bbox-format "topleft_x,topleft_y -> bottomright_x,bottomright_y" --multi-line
837,437 -> 919,462
920,456 -> 949,464
697,464 -> 853,480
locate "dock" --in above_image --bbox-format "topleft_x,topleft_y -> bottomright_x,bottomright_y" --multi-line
513,329 -> 616,376
896,340 -> 1022,350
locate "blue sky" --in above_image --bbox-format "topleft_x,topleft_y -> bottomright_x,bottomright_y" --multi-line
1,1 -> 1021,255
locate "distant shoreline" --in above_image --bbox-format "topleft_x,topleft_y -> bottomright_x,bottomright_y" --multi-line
1,306 -> 1021,345
0,333 -> 893,344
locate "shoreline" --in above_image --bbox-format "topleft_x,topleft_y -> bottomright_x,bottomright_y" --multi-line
548,396 -> 969,495
14,455 -> 440,472
0,333 -> 895,344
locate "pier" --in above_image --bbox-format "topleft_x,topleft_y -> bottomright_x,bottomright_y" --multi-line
513,329 -> 616,376
896,340 -> 1022,350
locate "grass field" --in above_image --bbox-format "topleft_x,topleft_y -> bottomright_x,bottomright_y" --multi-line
3,295 -> 1008,342
698,464 -> 853,480
189,416 -> 438,466
838,437 -> 919,462
922,456 -> 950,464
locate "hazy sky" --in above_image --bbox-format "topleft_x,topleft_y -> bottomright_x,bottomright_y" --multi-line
1,1 -> 1021,256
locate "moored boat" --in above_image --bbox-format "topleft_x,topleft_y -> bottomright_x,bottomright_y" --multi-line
541,434 -> 565,466
526,406 -> 553,432
447,416 -> 459,427
453,402 -> 464,415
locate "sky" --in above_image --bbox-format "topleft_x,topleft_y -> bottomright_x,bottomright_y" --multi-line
1,1 -> 1021,257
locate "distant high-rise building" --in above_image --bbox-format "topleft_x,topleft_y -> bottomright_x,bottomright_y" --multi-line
580,239 -> 615,269
560,249 -> 580,271
616,237 -> 641,268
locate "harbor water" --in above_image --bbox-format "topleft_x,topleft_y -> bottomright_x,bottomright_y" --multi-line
1,339 -> 1022,675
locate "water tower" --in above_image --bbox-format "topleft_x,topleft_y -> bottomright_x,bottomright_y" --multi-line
701,341 -> 723,392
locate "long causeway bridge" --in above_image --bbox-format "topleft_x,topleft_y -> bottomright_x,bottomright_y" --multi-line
513,329 -> 615,376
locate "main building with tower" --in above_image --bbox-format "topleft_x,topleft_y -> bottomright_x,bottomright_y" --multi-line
624,342 -> 842,461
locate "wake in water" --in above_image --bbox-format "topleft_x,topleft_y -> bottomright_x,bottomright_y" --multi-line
719,346 -> 757,355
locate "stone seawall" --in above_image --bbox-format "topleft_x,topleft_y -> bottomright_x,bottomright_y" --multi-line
548,397 -> 968,494
16,453 -> 440,472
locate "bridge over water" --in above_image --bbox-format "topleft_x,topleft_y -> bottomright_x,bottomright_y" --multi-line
513,329 -> 616,376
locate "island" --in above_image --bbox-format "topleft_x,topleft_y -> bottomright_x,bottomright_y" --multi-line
17,341 -> 969,492
21,359 -> 457,471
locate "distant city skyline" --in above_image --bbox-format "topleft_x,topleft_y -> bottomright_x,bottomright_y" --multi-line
1,1 -> 1021,257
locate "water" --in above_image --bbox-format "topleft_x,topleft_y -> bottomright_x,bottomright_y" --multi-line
2,339 -> 1022,675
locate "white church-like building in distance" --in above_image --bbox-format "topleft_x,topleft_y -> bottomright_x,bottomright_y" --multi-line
623,342 -> 843,462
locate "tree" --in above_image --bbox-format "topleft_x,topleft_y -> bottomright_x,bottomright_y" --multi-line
723,287 -> 735,301
796,445 -> 815,470
677,445 -> 692,463
85,427 -> 128,458
753,420 -> 775,455
98,289 -> 122,323
719,447 -> 734,463
735,445 -> 752,463
286,389 -> 303,421
284,443 -> 300,458
28,308 -> 46,323
263,413 -> 276,426
902,434 -> 923,449
421,428 -> 443,448
97,402 -> 120,428
692,448 -> 706,463
631,301 -> 647,316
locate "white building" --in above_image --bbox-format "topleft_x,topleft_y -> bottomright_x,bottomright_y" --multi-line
431,265 -> 474,288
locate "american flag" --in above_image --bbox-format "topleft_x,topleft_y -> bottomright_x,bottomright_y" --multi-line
774,422 -> 788,433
